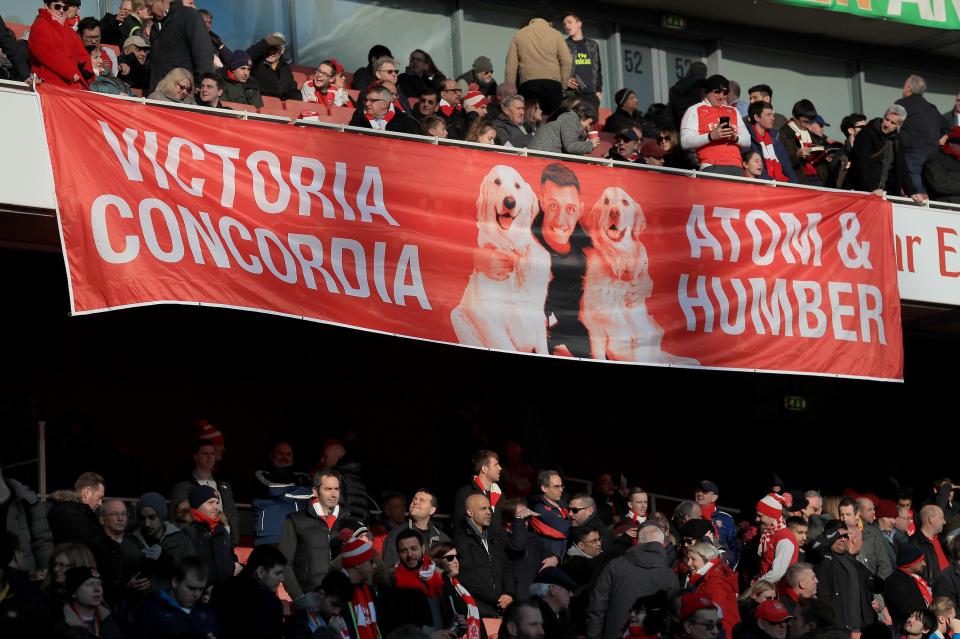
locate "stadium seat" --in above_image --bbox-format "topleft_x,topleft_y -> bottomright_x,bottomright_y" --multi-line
344,71 -> 354,89
329,105 -> 355,125
130,88 -> 143,97
345,89 -> 360,102
291,71 -> 308,90
8,23 -> 28,40
284,98 -> 316,119
597,107 -> 613,129
260,95 -> 285,113
222,101 -> 257,112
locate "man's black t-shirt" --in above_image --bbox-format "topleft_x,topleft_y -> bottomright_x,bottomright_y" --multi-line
533,213 -> 592,357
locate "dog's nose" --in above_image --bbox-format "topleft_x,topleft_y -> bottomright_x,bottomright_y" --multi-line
609,208 -> 620,218
503,196 -> 516,210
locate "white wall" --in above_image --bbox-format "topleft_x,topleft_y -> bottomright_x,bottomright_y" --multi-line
0,85 -> 56,210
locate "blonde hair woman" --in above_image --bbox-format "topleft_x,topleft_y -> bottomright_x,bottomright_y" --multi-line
149,67 -> 196,104
686,541 -> 741,627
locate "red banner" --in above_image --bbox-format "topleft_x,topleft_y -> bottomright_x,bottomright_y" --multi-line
39,86 -> 903,380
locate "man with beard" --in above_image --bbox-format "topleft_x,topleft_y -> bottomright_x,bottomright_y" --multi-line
379,529 -> 455,632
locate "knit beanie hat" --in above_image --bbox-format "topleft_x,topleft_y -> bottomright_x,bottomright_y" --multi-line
615,88 -> 635,107
756,493 -> 784,519
896,543 -> 925,569
340,538 -> 374,567
189,485 -> 218,510
65,567 -> 98,597
472,56 -> 494,73
463,91 -> 488,109
224,51 -> 251,72
138,491 -> 168,521
876,499 -> 898,520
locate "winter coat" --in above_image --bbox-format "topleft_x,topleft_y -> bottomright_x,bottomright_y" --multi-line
498,520 -> 535,601
0,14 -> 31,81
117,52 -> 150,91
494,113 -> 534,148
120,15 -> 144,42
399,69 -> 445,100
690,561 -> 740,628
252,468 -> 313,546
812,550 -> 877,631
0,572 -> 53,639
278,503 -> 350,600
529,110 -> 593,155
335,459 -> 371,523
563,548 -> 599,635
896,93 -> 947,157
535,595 -> 576,639
601,108 -> 645,135
846,117 -> 917,195
934,563 -> 960,605
2,478 -> 53,572
381,519 -> 450,567
923,148 -> 960,203
170,475 -> 240,547
912,530 -> 948,584
247,38 -> 299,100
180,520 -> 235,585
451,517 -> 517,617
709,510 -> 741,569
219,67 -> 263,107
47,491 -> 119,593
134,589 -> 222,639
531,497 -> 571,561
456,69 -> 497,98
211,572 -> 284,639
586,542 -> 679,639
348,108 -> 421,136
884,569 -> 929,631
91,74 -> 134,96
860,522 -> 893,579
57,602 -> 124,639
99,12 -> 124,46
148,0 -> 214,92
505,18 -> 572,86
27,8 -> 92,88
120,522 -> 197,593
565,37 -> 602,94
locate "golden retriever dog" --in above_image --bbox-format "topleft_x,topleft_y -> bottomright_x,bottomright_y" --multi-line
581,186 -> 699,365
450,165 -> 551,354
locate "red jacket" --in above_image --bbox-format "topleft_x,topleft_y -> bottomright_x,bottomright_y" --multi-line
691,560 -> 741,628
28,8 -> 91,88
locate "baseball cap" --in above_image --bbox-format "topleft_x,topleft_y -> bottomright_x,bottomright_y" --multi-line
755,600 -> 792,623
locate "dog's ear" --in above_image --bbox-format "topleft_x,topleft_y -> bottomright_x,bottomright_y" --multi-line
630,196 -> 647,242
518,179 -> 538,225
476,171 -> 492,221
585,191 -> 607,237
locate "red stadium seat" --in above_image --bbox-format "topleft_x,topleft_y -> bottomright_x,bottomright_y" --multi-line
260,95 -> 284,113
329,105 -> 355,125
222,101 -> 257,112
345,89 -> 360,102
597,107 -> 613,129
8,23 -> 28,40
130,88 -> 143,97
285,98 -> 316,119
344,71 -> 354,89
292,71 -> 308,90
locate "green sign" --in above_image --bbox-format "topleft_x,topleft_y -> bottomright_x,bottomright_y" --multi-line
772,0 -> 960,30
784,395 -> 808,411
662,14 -> 687,29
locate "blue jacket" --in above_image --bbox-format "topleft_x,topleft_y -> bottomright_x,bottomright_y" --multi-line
252,468 -> 314,545
531,497 -> 571,561
748,125 -> 798,183
134,590 -> 222,639
711,510 -> 740,569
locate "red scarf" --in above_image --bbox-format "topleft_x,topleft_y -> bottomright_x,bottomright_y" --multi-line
624,625 -> 656,639
529,502 -> 570,540
943,144 -> 960,161
626,510 -> 646,545
69,603 -> 101,635
758,519 -> 786,556
349,582 -> 380,639
475,477 -> 501,510
688,557 -> 720,586
365,109 -> 396,127
701,503 -> 717,520
191,508 -> 220,533
439,100 -> 461,118
452,577 -> 482,639
312,500 -> 338,530
901,568 -> 933,604
393,557 -> 444,598
931,534 -> 950,571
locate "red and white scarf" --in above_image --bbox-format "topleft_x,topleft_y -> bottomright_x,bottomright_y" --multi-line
758,519 -> 787,556
688,557 -> 721,586
901,568 -> 933,604
394,557 -> 444,597
475,476 -> 501,510
349,582 -> 380,639
365,109 -> 395,130
452,577 -> 482,639
626,510 -> 646,545
439,99 -> 461,118
312,500 -> 339,530
306,610 -> 350,639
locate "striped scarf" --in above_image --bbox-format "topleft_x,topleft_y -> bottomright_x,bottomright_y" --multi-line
758,519 -> 786,556
475,476 -> 501,510
452,577 -> 482,639
901,568 -> 933,604
348,583 -> 381,639
394,557 -> 444,597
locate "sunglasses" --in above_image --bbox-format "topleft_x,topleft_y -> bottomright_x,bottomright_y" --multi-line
710,89 -> 730,95
176,82 -> 192,92
381,69 -> 399,75
658,136 -> 671,142
50,2 -> 67,10
443,553 -> 459,561
568,506 -> 588,514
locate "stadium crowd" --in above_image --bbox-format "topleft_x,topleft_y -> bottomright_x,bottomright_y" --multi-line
3,1 -> 960,202
3,418 -> 960,639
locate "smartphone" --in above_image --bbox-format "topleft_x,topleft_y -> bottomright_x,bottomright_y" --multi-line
718,116 -> 730,128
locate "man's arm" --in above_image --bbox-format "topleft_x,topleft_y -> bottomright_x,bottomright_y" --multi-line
504,38 -> 519,87
680,104 -> 709,150
278,518 -> 305,600
759,538 -> 795,583
736,112 -> 751,149
187,8 -> 214,81
558,34 -> 572,84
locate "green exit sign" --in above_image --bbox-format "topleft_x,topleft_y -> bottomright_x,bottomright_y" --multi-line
784,396 -> 807,411
663,14 -> 686,29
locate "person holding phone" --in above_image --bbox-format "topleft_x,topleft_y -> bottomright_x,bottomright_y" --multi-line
680,74 -> 751,176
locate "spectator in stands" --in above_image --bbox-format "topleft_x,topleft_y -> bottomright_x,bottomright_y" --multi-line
117,34 -> 150,91
847,104 -> 926,201
146,0 -> 213,93
78,17 -> 117,76
0,463 -> 52,573
379,529 -> 455,632
219,49 -> 261,107
0,532 -> 52,638
744,149 -> 767,179
64,0 -> 80,30
924,126 -> 960,203
942,93 -> 960,131
398,48 -> 444,99
98,498 -> 128,598
247,32 -> 298,100
211,544 -> 286,638
935,537 -> 960,616
457,55 -> 497,100
681,74 -> 750,176
876,500 -> 906,567
530,567 -> 577,639
529,470 -> 571,563
464,90 -> 489,121
251,441 -> 312,546
669,61 -> 707,127
778,99 -> 830,186
781,562 -> 818,615
302,59 -> 354,111
435,78 -> 467,139
382,489 -> 449,567
195,9 -> 225,64
902,609 -> 939,639
453,450 -> 503,527
857,497 -> 894,579
349,84 -> 420,135
48,472 -> 107,549
529,100 -> 598,155
913,504 -> 948,584
929,598 -> 960,639
562,13 -> 602,107
120,492 -> 196,595
414,88 -> 439,121
658,127 -> 695,170
727,80 -> 748,119
785,517 -> 808,562
42,542 -> 96,614
28,0 -> 93,89
352,44 -> 390,92
506,15 -> 572,117
170,439 -> 239,547
279,468 -> 348,603
315,439 -> 371,524
755,494 -> 798,583
747,101 -> 795,183
748,84 -> 788,130
495,94 -> 533,147
180,485 -> 234,586
602,89 -> 643,134
686,541 -> 740,627
605,129 -> 640,162
466,118 -> 498,145
0,17 -> 30,81
421,115 -> 447,137
568,494 -> 612,549
338,537 -> 381,639
453,493 -> 516,617
121,0 -> 148,42
896,74 -> 945,196
426,542 -> 485,639
525,99 -> 544,135
100,0 -> 131,46
695,481 -> 740,569
809,519 -> 876,632
56,567 -> 124,638
563,525 -> 602,634
885,543 -> 933,631
134,555 -> 221,639
195,72 -> 227,108
587,524 -> 677,639
88,46 -> 134,95
925,479 -> 960,518
614,487 -> 649,543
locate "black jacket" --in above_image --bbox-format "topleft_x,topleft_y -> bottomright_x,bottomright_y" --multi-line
911,531 -> 947,584
896,93 -> 948,156
0,573 -> 53,639
219,67 -> 263,107
170,475 -> 241,548
812,550 -> 877,631
884,569 -> 929,631
148,0 -> 214,92
46,490 -> 120,596
377,567 -> 452,633
247,38 -> 299,100
923,148 -> 960,203
494,113 -> 534,147
348,108 -> 421,136
601,108 -> 645,135
117,52 -> 150,91
934,563 -> 960,605
2,478 -> 52,572
846,118 -> 917,195
536,596 -> 576,639
0,15 -> 31,81
99,12 -> 124,46
181,520 -> 235,585
134,590 -> 222,639
451,517 -> 517,617
211,572 -> 284,639
382,519 -> 450,567
278,504 -> 349,600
